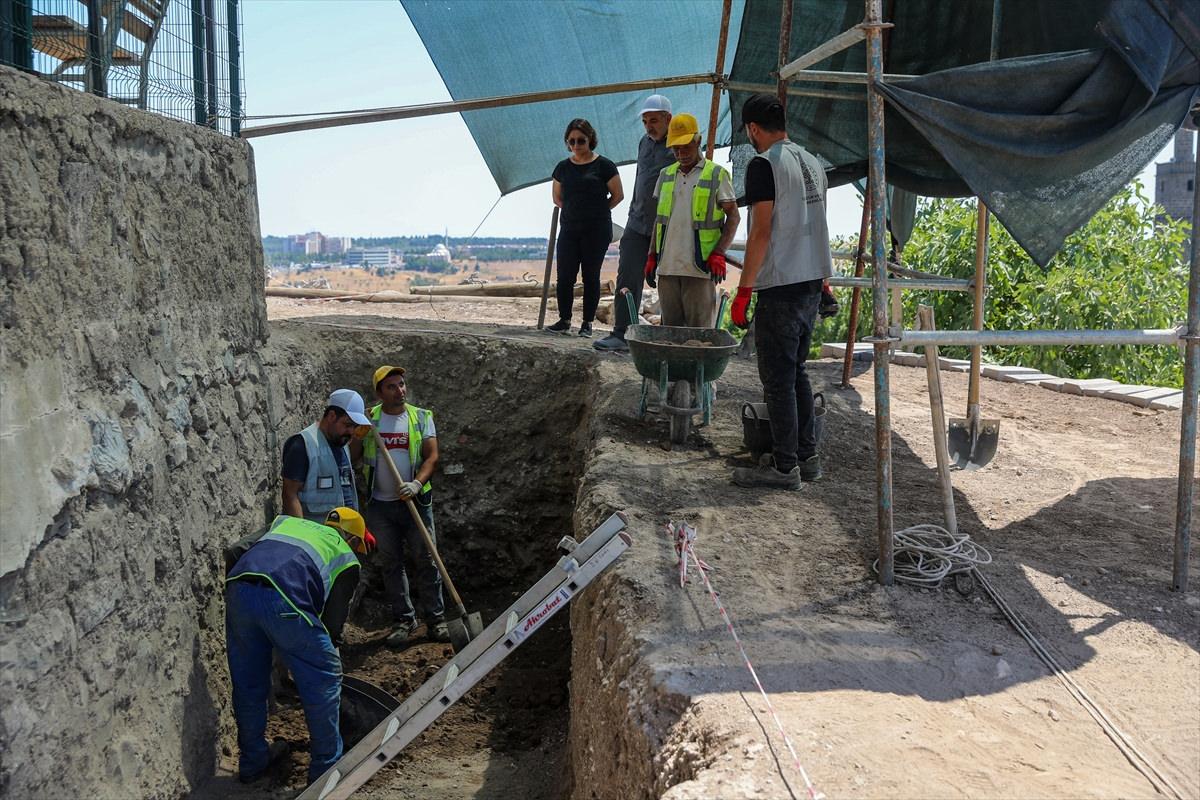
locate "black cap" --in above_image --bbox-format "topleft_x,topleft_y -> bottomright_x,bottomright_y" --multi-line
740,93 -> 785,129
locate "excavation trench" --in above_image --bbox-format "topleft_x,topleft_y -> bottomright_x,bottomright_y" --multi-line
255,321 -> 601,798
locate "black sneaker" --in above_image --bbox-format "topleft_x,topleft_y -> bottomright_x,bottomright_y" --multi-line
578,322 -> 593,338
238,740 -> 290,784
798,454 -> 822,482
593,333 -> 629,352
385,620 -> 417,647
427,619 -> 451,643
731,456 -> 802,490
545,319 -> 571,335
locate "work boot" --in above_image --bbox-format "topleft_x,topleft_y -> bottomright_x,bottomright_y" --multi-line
238,739 -> 290,784
798,454 -> 822,482
385,620 -> 417,648
731,456 -> 801,490
428,619 -> 451,643
545,319 -> 571,335
578,321 -> 594,338
593,333 -> 629,352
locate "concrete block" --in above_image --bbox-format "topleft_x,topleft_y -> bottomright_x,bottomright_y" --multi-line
939,357 -> 971,372
981,365 -> 1041,380
1059,378 -> 1121,396
1149,393 -> 1184,410
1099,385 -> 1159,405
999,372 -> 1058,384
1122,387 -> 1184,408
891,351 -> 922,367
820,342 -> 873,361
1037,377 -> 1070,391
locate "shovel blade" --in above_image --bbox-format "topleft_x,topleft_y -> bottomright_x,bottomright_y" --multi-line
465,612 -> 484,639
948,417 -> 999,471
446,617 -> 472,653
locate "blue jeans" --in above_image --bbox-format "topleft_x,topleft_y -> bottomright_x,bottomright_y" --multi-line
225,581 -> 343,784
363,496 -> 445,625
754,282 -> 822,471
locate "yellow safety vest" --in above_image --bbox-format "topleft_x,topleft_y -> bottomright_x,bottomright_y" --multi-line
361,403 -> 434,499
653,159 -> 729,266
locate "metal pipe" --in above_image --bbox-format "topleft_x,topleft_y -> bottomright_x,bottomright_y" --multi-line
190,0 -> 206,126
776,0 -> 794,105
86,0 -> 105,96
831,276 -> 971,291
241,73 -> 718,139
1173,134 -> 1200,592
899,327 -> 1182,347
536,206 -> 560,330
726,79 -> 865,104
990,0 -> 1003,60
226,0 -> 242,136
865,0 -> 894,585
841,189 -> 873,388
204,0 -> 218,128
705,0 -> 733,160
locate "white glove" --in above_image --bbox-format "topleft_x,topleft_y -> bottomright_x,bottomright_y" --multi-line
399,479 -> 423,499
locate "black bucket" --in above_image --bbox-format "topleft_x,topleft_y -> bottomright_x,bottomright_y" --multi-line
340,675 -> 401,748
741,393 -> 826,458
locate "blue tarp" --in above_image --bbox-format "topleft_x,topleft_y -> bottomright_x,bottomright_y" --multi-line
400,0 -> 742,194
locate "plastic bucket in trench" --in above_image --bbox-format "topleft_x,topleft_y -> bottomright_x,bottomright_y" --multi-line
741,392 -> 826,458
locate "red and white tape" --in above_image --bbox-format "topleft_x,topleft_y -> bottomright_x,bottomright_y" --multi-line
668,521 -> 824,800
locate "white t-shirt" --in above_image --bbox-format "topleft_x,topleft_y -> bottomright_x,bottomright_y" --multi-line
655,158 -> 735,278
372,409 -> 437,501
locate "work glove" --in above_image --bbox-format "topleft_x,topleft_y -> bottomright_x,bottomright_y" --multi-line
644,253 -> 658,288
398,479 -> 423,500
364,530 -> 377,553
706,252 -> 727,284
819,283 -> 839,319
731,286 -> 754,329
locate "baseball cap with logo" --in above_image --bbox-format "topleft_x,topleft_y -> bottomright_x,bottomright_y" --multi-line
639,94 -> 672,116
327,388 -> 371,426
666,113 -> 700,147
373,365 -> 405,388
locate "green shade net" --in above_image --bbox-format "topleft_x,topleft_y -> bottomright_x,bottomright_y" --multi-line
728,0 -> 1199,265
399,0 -> 743,195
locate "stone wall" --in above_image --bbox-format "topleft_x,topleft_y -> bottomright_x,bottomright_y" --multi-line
0,66 -> 271,797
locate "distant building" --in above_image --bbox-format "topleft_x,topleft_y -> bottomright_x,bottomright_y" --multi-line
325,236 -> 352,255
426,243 -> 451,262
1155,124 -> 1195,251
346,247 -> 396,267
304,232 -> 325,256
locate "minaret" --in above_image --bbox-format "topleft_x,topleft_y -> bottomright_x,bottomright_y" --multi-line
1155,124 -> 1196,228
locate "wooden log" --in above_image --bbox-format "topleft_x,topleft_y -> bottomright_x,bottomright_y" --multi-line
265,287 -> 529,303
408,279 -> 614,298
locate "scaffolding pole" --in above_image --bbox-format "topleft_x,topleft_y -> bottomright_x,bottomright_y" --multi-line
1173,143 -> 1200,592
704,0 -> 732,160
865,0 -> 894,585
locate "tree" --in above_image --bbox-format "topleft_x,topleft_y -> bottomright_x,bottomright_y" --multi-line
817,184 -> 1189,388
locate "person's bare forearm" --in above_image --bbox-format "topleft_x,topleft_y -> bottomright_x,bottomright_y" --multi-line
715,206 -> 740,254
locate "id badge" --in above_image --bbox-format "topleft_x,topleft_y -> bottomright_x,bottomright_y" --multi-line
317,476 -> 335,490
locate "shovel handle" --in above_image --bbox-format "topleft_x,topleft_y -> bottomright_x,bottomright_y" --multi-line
371,428 -> 467,612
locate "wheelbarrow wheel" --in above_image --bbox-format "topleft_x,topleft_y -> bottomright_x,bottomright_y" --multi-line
668,380 -> 691,444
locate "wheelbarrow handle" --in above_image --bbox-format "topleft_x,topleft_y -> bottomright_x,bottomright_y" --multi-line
621,287 -> 638,326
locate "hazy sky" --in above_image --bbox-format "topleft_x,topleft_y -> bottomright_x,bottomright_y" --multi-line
242,0 -> 1173,241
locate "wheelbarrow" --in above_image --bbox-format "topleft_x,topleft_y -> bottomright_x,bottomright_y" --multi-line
623,291 -> 740,444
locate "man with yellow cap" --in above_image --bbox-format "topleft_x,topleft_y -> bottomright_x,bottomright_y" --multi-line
354,365 -> 447,647
224,507 -> 375,786
644,112 -> 740,328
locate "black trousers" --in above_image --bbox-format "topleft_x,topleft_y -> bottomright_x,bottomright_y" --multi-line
555,221 -> 610,323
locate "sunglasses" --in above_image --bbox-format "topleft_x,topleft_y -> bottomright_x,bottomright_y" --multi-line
566,137 -> 589,146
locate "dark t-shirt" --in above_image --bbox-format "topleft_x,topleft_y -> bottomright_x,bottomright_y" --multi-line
553,156 -> 618,228
740,156 -> 820,300
282,433 -> 356,507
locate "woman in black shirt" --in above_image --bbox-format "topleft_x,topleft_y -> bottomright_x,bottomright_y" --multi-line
548,118 -> 623,336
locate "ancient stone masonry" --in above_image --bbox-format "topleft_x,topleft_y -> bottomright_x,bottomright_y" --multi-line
0,66 -> 269,798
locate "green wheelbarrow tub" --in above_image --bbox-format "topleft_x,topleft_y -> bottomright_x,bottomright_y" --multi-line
625,325 -> 741,384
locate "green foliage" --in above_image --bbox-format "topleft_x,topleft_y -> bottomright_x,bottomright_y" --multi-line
815,185 -> 1189,388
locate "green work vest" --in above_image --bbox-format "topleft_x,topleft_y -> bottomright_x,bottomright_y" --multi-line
653,159 -> 729,263
361,403 -> 433,499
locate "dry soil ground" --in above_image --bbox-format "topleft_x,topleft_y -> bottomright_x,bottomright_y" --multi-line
207,293 -> 1198,799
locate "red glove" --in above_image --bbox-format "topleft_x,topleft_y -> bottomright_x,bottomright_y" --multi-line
644,253 -> 658,288
731,286 -> 753,328
706,252 -> 726,284
363,530 -> 377,554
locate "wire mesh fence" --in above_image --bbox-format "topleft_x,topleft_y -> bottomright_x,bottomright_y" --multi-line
1,0 -> 244,135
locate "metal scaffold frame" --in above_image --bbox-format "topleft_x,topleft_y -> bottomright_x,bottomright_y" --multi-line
238,0 -> 1197,592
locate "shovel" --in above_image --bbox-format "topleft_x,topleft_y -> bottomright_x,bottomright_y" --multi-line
949,201 -> 1000,471
372,429 -> 484,653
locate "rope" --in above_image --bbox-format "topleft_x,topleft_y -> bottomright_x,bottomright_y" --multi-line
974,569 -> 1185,800
669,521 -> 824,800
872,523 -> 991,587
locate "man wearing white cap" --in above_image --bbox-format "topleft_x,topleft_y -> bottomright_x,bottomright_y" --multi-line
281,389 -> 371,522
594,93 -> 675,352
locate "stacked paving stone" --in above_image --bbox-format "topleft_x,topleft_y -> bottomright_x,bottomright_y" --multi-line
819,342 -> 1184,410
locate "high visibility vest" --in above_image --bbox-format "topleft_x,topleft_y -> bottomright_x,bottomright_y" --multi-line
653,159 -> 729,268
361,404 -> 433,500
227,515 -> 360,627
296,422 -> 358,521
